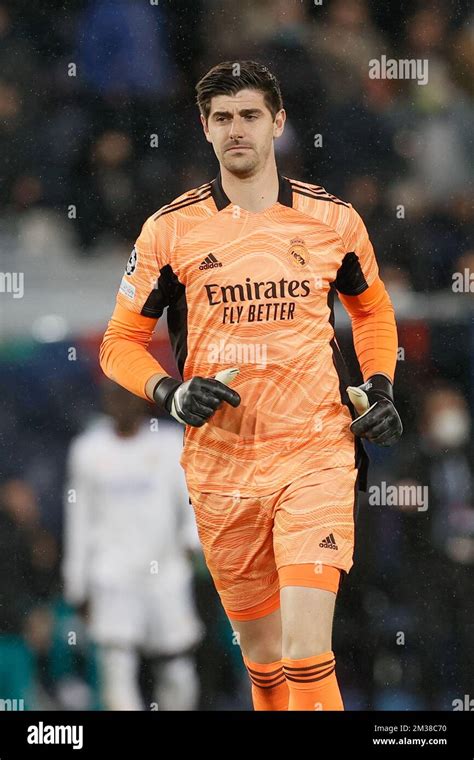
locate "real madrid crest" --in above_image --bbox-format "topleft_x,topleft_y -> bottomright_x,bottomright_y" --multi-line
288,237 -> 309,268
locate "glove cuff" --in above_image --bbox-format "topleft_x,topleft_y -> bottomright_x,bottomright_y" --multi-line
366,374 -> 394,404
152,377 -> 181,413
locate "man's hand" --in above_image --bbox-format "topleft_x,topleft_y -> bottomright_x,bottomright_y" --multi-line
153,368 -> 241,427
347,374 -> 403,447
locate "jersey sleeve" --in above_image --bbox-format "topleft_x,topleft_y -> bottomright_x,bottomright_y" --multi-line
116,213 -> 173,317
338,277 -> 398,383
335,206 -> 398,383
99,213 -> 175,400
334,205 -> 379,295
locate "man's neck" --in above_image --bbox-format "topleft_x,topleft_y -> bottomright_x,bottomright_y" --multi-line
220,162 -> 280,213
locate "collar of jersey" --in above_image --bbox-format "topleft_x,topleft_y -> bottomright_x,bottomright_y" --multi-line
210,169 -> 293,213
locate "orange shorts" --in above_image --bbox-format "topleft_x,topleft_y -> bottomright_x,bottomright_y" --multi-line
188,465 -> 359,621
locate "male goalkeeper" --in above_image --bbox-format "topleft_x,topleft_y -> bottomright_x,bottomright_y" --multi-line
99,60 -> 402,711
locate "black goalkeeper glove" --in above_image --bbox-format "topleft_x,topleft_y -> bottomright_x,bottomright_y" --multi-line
347,374 -> 403,447
153,368 -> 241,427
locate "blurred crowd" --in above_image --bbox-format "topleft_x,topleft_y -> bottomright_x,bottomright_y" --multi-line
0,0 -> 473,711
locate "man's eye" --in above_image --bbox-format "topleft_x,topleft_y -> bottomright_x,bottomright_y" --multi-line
245,115 -> 257,120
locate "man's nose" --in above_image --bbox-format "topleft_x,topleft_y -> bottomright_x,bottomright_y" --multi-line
229,116 -> 244,139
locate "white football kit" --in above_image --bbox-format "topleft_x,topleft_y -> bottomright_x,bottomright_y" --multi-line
62,416 -> 204,655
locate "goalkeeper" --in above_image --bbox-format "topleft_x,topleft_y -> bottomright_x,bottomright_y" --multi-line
100,60 -> 402,711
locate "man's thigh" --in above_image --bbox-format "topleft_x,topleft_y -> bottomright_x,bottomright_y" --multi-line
188,489 -> 279,619
274,464 -> 359,589
89,585 -> 146,647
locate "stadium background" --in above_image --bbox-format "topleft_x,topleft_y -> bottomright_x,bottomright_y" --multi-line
0,0 -> 473,710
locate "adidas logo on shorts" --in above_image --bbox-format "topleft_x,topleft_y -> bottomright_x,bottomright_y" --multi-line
319,533 -> 339,550
199,253 -> 222,270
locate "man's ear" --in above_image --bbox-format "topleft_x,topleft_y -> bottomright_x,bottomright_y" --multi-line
200,113 -> 212,144
273,108 -> 286,138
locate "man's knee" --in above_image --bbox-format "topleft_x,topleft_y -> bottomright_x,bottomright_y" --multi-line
280,585 -> 335,660
240,636 -> 282,664
282,633 -> 331,661
230,607 -> 282,664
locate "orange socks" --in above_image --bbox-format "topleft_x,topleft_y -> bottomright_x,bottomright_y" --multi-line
243,656 -> 289,711
243,651 -> 343,711
282,651 -> 344,711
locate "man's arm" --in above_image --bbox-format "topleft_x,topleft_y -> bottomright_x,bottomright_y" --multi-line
99,305 -> 240,421
99,214 -> 240,423
62,440 -> 94,606
100,303 -> 168,401
99,214 -> 172,400
145,372 -> 168,401
338,275 -> 397,384
335,207 -> 402,445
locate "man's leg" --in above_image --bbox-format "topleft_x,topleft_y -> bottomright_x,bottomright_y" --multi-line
153,654 -> 200,710
98,645 -> 143,710
188,487 -> 287,710
89,585 -> 145,710
273,464 -> 359,710
228,604 -> 288,710
280,581 -> 343,711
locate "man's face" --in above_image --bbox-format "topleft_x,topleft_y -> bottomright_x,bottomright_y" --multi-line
201,89 -> 285,177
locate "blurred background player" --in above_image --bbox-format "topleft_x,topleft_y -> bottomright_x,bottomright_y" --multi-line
62,380 -> 204,710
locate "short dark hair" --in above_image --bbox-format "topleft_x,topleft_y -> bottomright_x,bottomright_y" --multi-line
195,60 -> 283,122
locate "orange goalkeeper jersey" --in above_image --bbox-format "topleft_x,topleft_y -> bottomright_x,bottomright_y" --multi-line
100,172 -> 398,496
